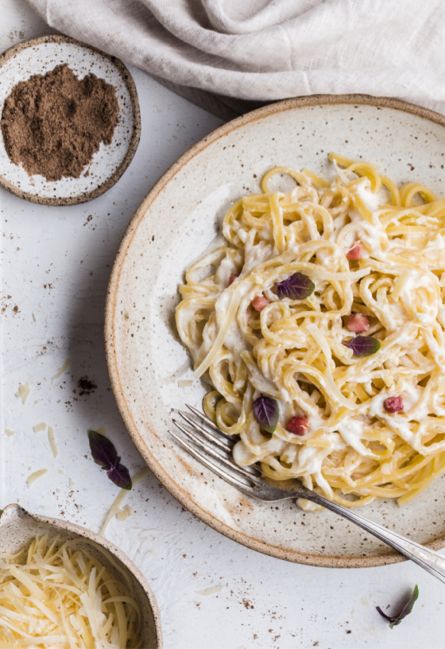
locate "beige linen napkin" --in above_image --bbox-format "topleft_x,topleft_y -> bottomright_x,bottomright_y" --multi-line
27,0 -> 445,118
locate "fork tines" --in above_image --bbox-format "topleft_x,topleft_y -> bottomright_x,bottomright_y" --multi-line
170,404 -> 261,494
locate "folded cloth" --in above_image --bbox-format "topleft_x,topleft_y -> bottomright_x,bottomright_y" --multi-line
27,0 -> 445,118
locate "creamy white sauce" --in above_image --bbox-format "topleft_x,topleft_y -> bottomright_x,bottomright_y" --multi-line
336,416 -> 376,457
367,384 -> 427,449
243,240 -> 273,274
403,383 -> 429,421
393,269 -> 440,325
215,255 -> 237,287
401,383 -> 421,411
368,390 -> 392,418
356,180 -> 380,212
233,434 -> 285,466
425,233 -> 445,253
297,446 -> 325,475
244,361 -> 279,396
232,439 -> 255,466
237,228 -> 248,243
349,209 -> 386,250
316,248 -> 338,267
214,287 -> 247,351
280,444 -> 298,464
343,179 -> 389,254
331,160 -> 355,183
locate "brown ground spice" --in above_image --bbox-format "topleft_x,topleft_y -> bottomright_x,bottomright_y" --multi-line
77,376 -> 97,397
1,64 -> 119,181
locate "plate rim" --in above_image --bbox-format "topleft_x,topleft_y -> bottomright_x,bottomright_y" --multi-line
0,34 -> 141,206
105,94 -> 445,567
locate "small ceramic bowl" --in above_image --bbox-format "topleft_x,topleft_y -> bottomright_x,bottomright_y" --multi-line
0,503 -> 162,648
0,35 -> 141,205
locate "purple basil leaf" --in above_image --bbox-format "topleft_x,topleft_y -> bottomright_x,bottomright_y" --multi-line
376,585 -> 419,628
275,272 -> 315,300
346,335 -> 380,357
88,430 -> 132,490
107,463 -> 133,490
88,430 -> 118,470
253,395 -> 279,433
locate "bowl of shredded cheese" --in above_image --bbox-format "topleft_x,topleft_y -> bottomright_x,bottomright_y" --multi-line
0,503 -> 161,648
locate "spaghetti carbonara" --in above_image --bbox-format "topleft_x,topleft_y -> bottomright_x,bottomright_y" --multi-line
176,153 -> 445,507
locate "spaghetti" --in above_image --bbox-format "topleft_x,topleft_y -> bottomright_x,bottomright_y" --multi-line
176,154 -> 445,507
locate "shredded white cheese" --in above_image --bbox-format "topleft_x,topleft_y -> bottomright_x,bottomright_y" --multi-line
99,489 -> 128,535
16,383 -> 30,404
26,469 -> 47,486
198,584 -> 223,596
99,468 -> 149,535
32,422 -> 47,433
0,535 -> 142,647
47,426 -> 58,458
176,379 -> 196,388
115,505 -> 134,521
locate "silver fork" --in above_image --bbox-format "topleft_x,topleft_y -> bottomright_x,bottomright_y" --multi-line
171,404 -> 445,583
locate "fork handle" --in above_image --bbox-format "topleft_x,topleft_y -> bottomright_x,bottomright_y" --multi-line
307,492 -> 445,582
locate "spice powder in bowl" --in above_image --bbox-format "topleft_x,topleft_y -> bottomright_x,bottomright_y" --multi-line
1,63 -> 119,181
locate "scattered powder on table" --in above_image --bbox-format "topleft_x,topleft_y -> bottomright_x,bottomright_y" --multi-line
1,64 -> 119,181
77,376 -> 97,396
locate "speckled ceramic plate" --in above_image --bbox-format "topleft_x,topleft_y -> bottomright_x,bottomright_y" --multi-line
0,504 -> 162,647
0,35 -> 140,205
106,96 -> 445,567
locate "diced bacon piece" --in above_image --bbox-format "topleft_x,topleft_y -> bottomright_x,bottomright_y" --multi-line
227,273 -> 238,286
383,396 -> 404,413
285,415 -> 309,435
346,242 -> 363,260
251,295 -> 269,312
346,313 -> 370,333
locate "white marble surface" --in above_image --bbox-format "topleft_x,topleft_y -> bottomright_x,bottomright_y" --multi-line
1,2 -> 445,648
